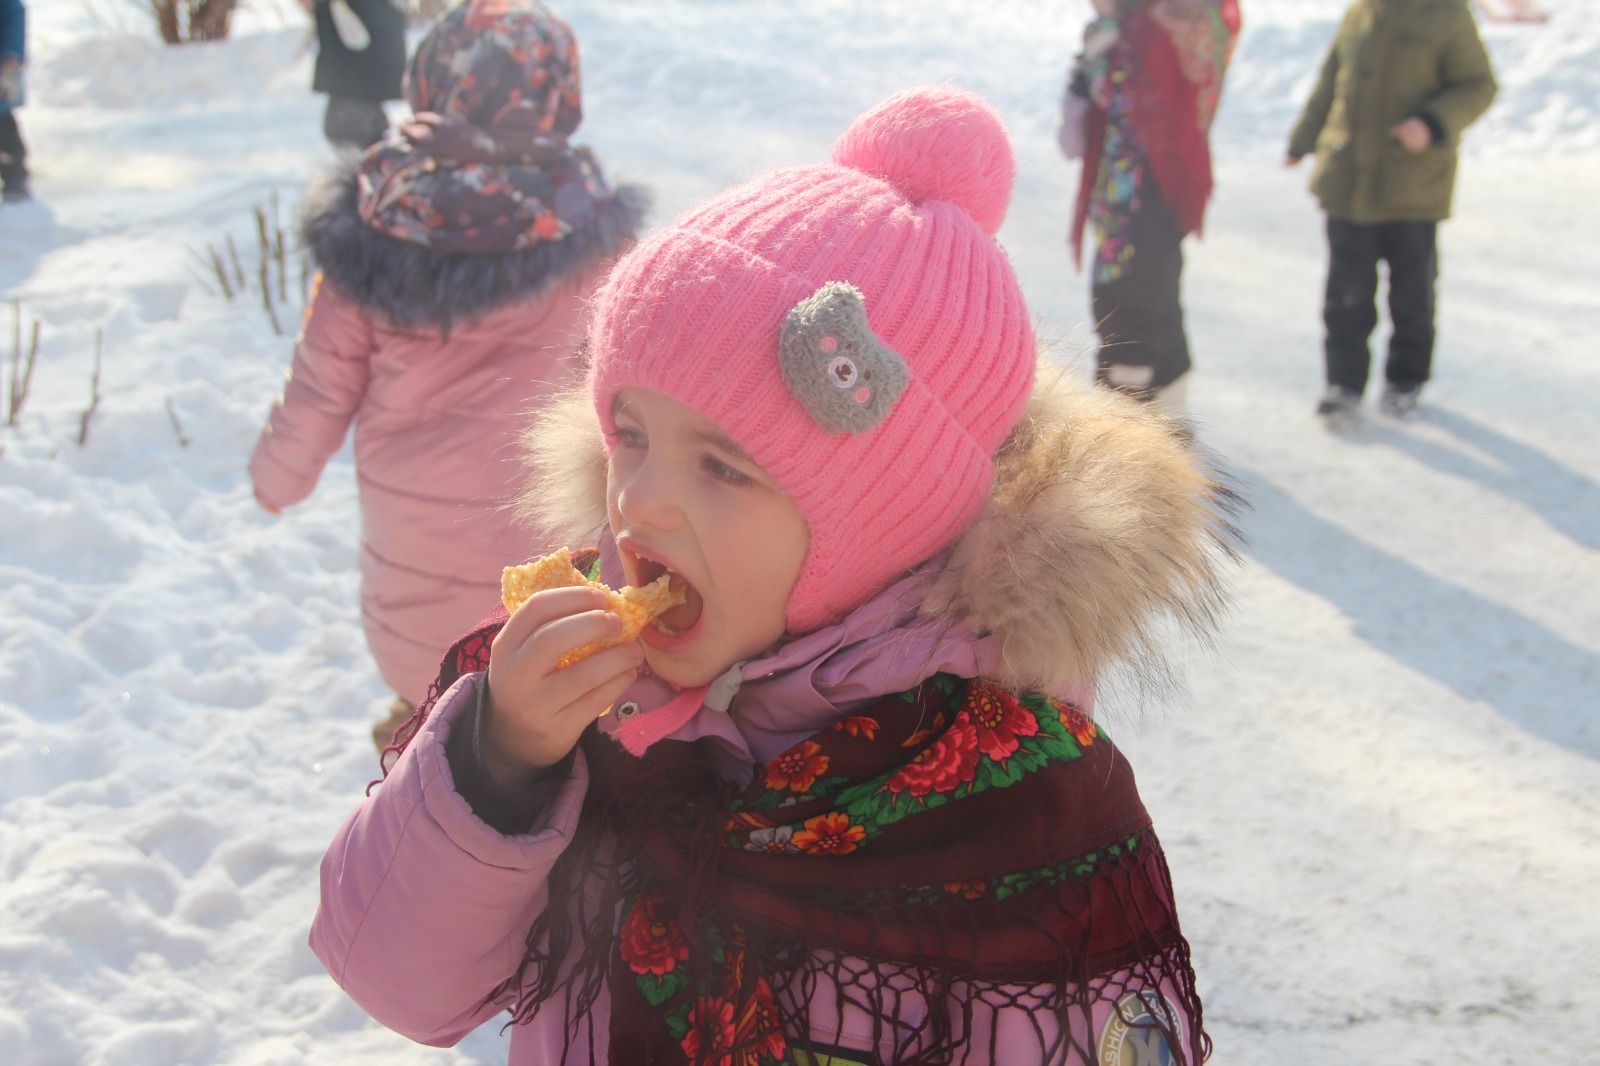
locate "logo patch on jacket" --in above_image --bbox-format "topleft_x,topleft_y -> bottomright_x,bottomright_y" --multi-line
1097,989 -> 1185,1065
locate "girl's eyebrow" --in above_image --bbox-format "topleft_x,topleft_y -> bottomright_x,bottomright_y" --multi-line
612,395 -> 751,463
692,427 -> 753,462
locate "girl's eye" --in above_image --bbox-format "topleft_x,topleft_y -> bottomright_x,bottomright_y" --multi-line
702,455 -> 753,487
610,426 -> 646,449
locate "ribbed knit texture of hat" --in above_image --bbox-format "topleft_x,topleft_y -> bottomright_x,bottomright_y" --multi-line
589,87 -> 1036,633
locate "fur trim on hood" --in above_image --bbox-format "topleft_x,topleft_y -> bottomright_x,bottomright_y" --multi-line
921,362 -> 1239,699
300,167 -> 649,333
518,361 -> 1238,697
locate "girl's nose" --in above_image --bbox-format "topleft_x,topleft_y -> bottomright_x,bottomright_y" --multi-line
615,456 -> 683,533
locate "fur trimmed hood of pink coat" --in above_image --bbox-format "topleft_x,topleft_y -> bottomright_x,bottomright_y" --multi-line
250,163 -> 646,704
301,165 -> 647,332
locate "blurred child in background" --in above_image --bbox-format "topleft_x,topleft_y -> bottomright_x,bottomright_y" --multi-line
0,0 -> 29,202
252,0 -> 646,749
1063,0 -> 1240,417
1288,0 -> 1496,419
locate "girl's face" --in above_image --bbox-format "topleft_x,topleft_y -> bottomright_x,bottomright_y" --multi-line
606,388 -> 810,689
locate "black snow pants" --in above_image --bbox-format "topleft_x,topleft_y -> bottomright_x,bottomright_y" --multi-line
1323,216 -> 1438,394
0,112 -> 26,194
1092,191 -> 1192,398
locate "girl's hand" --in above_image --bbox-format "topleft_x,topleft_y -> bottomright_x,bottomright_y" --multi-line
483,586 -> 644,785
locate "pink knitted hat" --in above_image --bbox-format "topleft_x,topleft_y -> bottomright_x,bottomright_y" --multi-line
589,86 -> 1037,633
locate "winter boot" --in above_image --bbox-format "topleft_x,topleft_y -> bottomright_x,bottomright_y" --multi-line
1315,385 -> 1361,418
0,172 -> 27,203
1378,384 -> 1421,418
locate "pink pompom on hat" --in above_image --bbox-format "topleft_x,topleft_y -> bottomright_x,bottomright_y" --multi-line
588,86 -> 1037,633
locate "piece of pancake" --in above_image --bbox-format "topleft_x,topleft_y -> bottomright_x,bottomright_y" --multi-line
501,548 -> 685,668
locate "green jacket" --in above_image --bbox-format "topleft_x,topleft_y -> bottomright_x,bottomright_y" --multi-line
1288,0 -> 1497,223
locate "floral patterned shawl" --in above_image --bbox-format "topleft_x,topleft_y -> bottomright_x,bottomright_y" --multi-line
410,550 -> 1208,1065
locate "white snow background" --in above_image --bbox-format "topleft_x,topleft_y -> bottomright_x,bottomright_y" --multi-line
2,0 -> 1597,1063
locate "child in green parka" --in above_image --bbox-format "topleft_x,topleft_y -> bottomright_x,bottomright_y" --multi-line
1287,0 -> 1496,419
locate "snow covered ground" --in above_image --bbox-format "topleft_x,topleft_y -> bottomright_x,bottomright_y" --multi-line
1,1 -> 1596,1063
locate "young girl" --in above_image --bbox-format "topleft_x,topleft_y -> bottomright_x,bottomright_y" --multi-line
251,0 -> 645,743
1064,0 -> 1240,415
311,87 -> 1232,1065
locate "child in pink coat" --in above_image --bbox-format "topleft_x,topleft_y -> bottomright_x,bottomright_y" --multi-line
312,87 -> 1233,1064
250,0 -> 645,736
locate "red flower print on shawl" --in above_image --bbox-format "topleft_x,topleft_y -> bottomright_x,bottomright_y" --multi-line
1061,703 -> 1098,748
790,812 -> 866,856
831,714 -> 880,740
619,894 -> 690,977
763,740 -> 829,794
681,997 -> 737,1066
735,977 -> 787,1062
885,717 -> 980,798
966,681 -> 1041,763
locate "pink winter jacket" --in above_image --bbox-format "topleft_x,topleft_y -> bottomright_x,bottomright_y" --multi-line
249,269 -> 604,705
311,677 -> 1204,1065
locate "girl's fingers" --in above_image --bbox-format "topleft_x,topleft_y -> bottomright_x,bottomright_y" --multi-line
486,644 -> 641,768
545,641 -> 641,703
552,655 -> 641,725
496,585 -> 613,653
522,609 -> 630,672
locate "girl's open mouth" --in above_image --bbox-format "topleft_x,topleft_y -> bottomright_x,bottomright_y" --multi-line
630,554 -> 704,640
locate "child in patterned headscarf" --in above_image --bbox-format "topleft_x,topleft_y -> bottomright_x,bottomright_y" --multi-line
1064,0 -> 1240,416
251,0 -> 646,748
